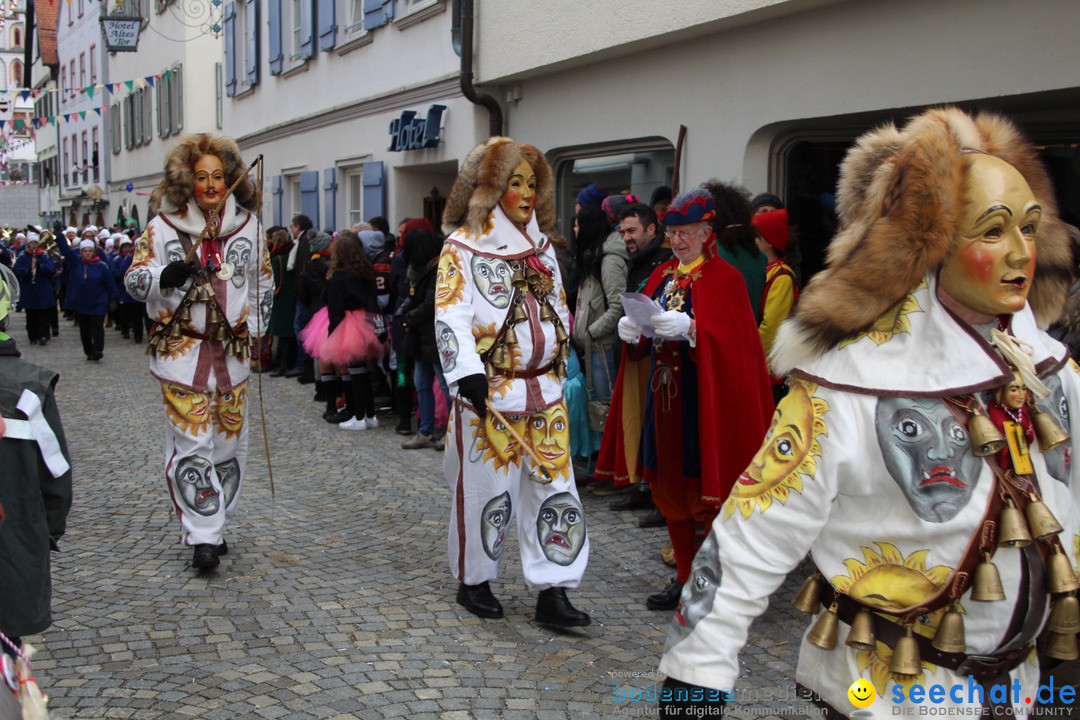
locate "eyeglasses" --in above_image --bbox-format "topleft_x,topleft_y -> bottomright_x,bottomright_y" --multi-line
664,227 -> 705,241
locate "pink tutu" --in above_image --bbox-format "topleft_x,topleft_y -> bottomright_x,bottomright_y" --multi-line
300,307 -> 381,366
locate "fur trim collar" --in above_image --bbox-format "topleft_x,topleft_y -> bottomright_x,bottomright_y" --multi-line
442,137 -> 555,237
773,107 -> 1072,375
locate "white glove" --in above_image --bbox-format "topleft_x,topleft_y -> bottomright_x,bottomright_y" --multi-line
653,310 -> 692,340
617,316 -> 643,344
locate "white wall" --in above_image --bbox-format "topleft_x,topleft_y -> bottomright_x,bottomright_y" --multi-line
55,0 -> 103,200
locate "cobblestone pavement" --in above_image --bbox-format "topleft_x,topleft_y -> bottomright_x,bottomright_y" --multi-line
15,322 -> 819,719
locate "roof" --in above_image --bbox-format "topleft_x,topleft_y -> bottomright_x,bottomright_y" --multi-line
34,0 -> 59,67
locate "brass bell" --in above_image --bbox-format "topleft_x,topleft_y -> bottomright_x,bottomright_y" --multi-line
511,267 -> 527,289
211,324 -> 227,342
1025,495 -> 1064,540
889,625 -> 922,676
1032,406 -> 1070,452
1043,630 -> 1080,661
845,608 -> 876,651
502,324 -> 518,346
177,303 -> 192,323
971,552 -> 1006,601
931,604 -> 966,654
998,499 -> 1034,548
539,302 -> 557,323
807,602 -> 839,650
1048,594 -> 1080,634
555,342 -> 572,363
156,335 -> 172,354
490,344 -> 508,368
1047,546 -> 1080,594
169,322 -> 184,339
511,302 -> 528,324
553,322 -> 569,344
206,305 -> 221,326
792,573 -> 823,614
968,410 -> 1007,457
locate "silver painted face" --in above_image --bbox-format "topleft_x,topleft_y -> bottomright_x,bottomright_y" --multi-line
875,396 -> 981,523
1033,374 -> 1072,485
164,239 -> 185,264
175,455 -> 219,516
214,458 -> 241,508
670,531 -> 721,639
471,255 -> 512,309
536,492 -> 585,566
225,238 -> 252,288
435,320 -> 458,372
127,267 -> 152,301
481,492 -> 512,561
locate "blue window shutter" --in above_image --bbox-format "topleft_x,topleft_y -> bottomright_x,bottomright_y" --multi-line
300,0 -> 315,59
245,0 -> 260,86
300,171 -> 319,225
268,0 -> 283,75
318,0 -> 336,50
323,168 -> 337,231
362,0 -> 393,30
223,2 -> 237,96
272,175 -> 283,226
362,161 -> 385,219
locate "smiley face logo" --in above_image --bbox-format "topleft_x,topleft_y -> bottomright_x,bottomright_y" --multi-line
847,678 -> 876,709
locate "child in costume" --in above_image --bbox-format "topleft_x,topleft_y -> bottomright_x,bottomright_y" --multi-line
658,109 -> 1080,718
437,137 -> 590,628
125,133 -> 273,572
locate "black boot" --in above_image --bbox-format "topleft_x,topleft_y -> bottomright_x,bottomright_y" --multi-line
321,376 -> 340,418
646,579 -> 684,611
351,367 -> 376,422
192,544 -> 220,570
327,376 -> 355,424
394,386 -> 413,435
456,581 -> 504,619
535,587 -> 591,628
267,340 -> 284,375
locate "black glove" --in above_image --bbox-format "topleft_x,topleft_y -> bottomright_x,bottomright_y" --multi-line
159,260 -> 199,289
659,678 -> 727,718
457,373 -> 490,419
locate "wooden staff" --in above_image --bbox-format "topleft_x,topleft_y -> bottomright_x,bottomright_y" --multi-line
487,406 -> 554,484
671,124 -> 687,195
183,154 -> 263,266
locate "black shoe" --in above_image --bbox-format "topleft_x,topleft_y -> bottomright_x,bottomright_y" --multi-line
610,489 -> 653,511
270,365 -> 288,377
395,419 -> 413,436
90,353 -> 103,361
456,581 -> 504,619
638,508 -> 667,528
646,579 -> 684,611
192,544 -> 220,570
217,540 -> 228,556
51,329 -> 59,337
297,371 -> 315,385
121,332 -> 130,339
38,337 -> 48,346
535,587 -> 591,628
284,366 -> 304,378
325,409 -> 352,424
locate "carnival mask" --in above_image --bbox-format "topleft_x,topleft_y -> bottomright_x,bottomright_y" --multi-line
536,492 -> 585,566
499,159 -> 536,226
175,455 -> 219,516
481,492 -> 512,561
471,255 -> 512,309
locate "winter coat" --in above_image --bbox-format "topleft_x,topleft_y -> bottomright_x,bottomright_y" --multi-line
112,253 -> 137,304
57,236 -> 118,316
402,261 -> 439,365
572,232 -> 628,352
387,252 -> 409,351
297,254 -> 330,312
0,340 -> 73,637
626,241 -> 673,294
13,251 -> 57,310
324,270 -> 379,334
715,242 -> 767,322
268,246 -> 296,337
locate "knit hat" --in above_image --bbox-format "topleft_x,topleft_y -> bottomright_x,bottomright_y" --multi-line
751,193 -> 784,212
64,226 -> 77,235
79,239 -> 96,250
601,194 -> 639,228
661,188 -> 716,227
104,238 -> 115,249
751,208 -> 789,254
82,225 -> 98,237
576,183 -> 607,210
98,229 -> 110,240
650,185 -> 673,207
25,232 -> 40,244
358,229 -> 386,259
119,236 -> 133,247
309,230 -> 332,253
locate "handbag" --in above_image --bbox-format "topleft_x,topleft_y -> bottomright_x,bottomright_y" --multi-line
585,334 -> 614,432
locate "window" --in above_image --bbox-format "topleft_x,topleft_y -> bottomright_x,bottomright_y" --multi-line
290,0 -> 302,59
157,65 -> 183,137
119,0 -> 150,21
79,54 -> 85,89
395,0 -> 443,29
81,131 -> 88,183
215,63 -> 222,129
12,26 -> 21,48
111,102 -> 121,154
288,175 -> 301,217
346,168 -> 363,228
62,138 -> 69,185
10,60 -> 21,87
89,45 -> 96,84
69,61 -> 74,95
91,127 -> 99,181
344,0 -> 365,38
78,0 -> 84,17
60,66 -> 66,102
141,87 -> 152,145
71,138 -> 78,184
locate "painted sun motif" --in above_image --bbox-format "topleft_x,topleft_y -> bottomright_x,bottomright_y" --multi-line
472,323 -> 514,399
131,226 -> 156,266
162,382 -> 212,435
840,280 -> 926,348
1070,359 -> 1080,379
436,246 -> 466,309
834,542 -> 952,694
213,382 -> 247,439
473,412 -> 527,472
458,212 -> 496,242
724,379 -> 829,520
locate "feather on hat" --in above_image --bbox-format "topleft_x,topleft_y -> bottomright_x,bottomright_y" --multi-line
771,107 -> 1072,375
442,137 -> 555,237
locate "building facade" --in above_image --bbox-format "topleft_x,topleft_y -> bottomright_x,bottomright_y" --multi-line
0,0 -> 39,225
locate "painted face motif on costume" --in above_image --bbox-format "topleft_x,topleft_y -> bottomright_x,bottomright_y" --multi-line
193,154 -> 226,213
435,320 -> 458,371
175,455 -> 219,516
672,532 -> 721,637
162,382 -> 211,433
214,383 -> 247,438
164,239 -> 184,264
225,238 -> 252,288
1033,374 -> 1072,485
471,255 -> 512,309
527,403 -> 570,480
259,288 -> 274,326
481,492 -> 512,560
214,458 -> 241,508
876,397 -> 982,522
435,247 -> 465,307
940,154 -> 1040,318
128,267 -> 152,301
499,159 -> 537,225
536,492 -> 585,566
481,411 -> 525,470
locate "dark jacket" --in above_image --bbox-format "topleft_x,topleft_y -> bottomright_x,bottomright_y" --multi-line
112,253 -> 137,304
627,241 -> 674,294
402,261 -> 439,365
297,254 -> 330,312
324,270 -> 379,334
269,245 -> 297,337
13,251 -> 57,310
58,235 -> 119,315
387,252 -> 409,351
0,340 -> 73,637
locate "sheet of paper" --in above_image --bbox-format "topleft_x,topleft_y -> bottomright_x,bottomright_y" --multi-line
620,292 -> 661,338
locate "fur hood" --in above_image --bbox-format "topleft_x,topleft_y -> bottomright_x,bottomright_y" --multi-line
441,137 -> 555,237
771,107 -> 1073,375
150,134 -> 258,217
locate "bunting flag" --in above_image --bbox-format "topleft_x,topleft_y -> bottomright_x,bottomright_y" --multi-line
124,80 -> 134,92
85,85 -> 94,99
145,76 -> 155,87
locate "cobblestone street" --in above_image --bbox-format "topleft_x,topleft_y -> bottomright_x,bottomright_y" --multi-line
15,324 -> 817,719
